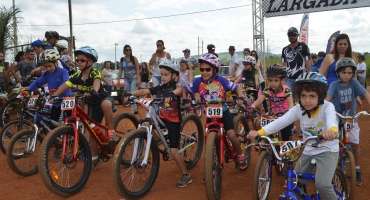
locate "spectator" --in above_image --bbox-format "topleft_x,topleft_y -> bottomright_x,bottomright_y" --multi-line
181,48 -> 199,76
12,49 -> 37,87
4,51 -> 25,84
207,44 -> 218,57
357,54 -> 366,88
60,48 -> 75,68
227,46 -> 239,77
282,27 -> 312,100
251,50 -> 268,113
149,40 -> 171,87
230,48 -> 250,82
140,62 -> 150,89
0,51 -> 6,100
44,31 -> 59,49
31,39 -> 45,64
311,54 -> 318,64
310,51 -> 326,73
102,61 -> 113,95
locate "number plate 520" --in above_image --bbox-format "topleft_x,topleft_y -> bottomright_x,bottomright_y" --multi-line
61,97 -> 75,110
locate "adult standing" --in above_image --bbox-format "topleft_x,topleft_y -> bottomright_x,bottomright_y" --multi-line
102,61 -> 113,95
251,50 -> 268,113
44,31 -> 71,71
0,51 -> 6,106
4,51 -> 25,84
357,54 -> 367,88
207,44 -> 218,57
282,27 -> 312,100
227,46 -> 239,76
118,45 -> 140,112
319,34 -> 354,85
12,49 -> 37,87
149,40 -> 171,87
181,48 -> 198,76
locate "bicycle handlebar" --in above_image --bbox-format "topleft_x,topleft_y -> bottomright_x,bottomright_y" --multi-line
336,111 -> 370,119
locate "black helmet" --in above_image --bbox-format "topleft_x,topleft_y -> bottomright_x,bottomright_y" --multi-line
265,63 -> 287,78
45,31 -> 60,40
335,57 -> 356,73
287,27 -> 299,34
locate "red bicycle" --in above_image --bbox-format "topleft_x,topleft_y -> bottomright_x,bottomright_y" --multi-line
38,94 -> 138,196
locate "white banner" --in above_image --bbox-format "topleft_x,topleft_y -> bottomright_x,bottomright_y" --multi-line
299,13 -> 309,44
263,0 -> 370,18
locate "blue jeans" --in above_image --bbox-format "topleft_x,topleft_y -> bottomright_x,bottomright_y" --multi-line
284,78 -> 296,100
152,76 -> 162,87
103,85 -> 112,96
124,77 -> 138,110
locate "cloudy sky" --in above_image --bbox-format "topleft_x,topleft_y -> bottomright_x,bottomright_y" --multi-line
3,0 -> 370,63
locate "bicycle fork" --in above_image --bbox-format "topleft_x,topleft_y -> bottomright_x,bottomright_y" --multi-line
132,124 -> 153,166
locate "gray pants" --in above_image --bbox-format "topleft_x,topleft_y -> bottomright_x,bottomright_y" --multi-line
358,76 -> 366,88
294,151 -> 339,200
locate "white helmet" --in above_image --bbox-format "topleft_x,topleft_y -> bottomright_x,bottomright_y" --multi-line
242,56 -> 256,65
159,59 -> 180,75
39,49 -> 60,63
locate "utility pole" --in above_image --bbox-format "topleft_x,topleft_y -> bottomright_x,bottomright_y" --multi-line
114,43 -> 118,70
197,37 -> 199,59
68,0 -> 74,60
12,0 -> 18,56
202,39 -> 203,55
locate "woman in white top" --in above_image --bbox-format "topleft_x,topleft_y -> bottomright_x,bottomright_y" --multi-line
101,61 -> 113,95
251,50 -> 268,113
149,40 -> 171,87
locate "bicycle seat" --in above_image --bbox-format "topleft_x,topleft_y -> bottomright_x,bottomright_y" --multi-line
230,109 -> 238,116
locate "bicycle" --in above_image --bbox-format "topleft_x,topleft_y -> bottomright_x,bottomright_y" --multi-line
111,97 -> 204,199
336,111 -> 370,200
253,135 -> 348,200
37,94 -> 138,196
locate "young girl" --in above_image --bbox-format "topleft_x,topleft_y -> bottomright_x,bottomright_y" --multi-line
185,53 -> 248,169
125,59 -> 192,187
235,56 -> 260,98
140,62 -> 150,89
251,64 -> 294,141
249,72 -> 339,199
179,60 -> 193,87
50,46 -> 116,171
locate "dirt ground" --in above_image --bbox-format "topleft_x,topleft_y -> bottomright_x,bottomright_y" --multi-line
1,100 -> 370,200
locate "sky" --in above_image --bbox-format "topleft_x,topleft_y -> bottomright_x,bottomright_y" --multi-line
3,0 -> 370,63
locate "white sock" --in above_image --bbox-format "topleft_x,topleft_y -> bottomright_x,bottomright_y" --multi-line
355,166 -> 360,170
92,155 -> 98,161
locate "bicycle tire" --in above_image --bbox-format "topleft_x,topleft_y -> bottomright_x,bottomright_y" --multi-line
6,129 -> 43,176
233,114 -> 251,169
333,166 -> 349,200
342,150 -> 355,200
38,126 -> 92,196
111,129 -> 160,199
0,96 -> 23,127
180,113 -> 204,169
204,131 -> 222,200
0,120 -> 33,155
252,151 -> 272,200
114,112 -> 138,135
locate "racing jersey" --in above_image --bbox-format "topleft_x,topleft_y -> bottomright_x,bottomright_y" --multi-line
262,84 -> 291,114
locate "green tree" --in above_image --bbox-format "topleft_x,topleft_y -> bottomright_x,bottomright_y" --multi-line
0,6 -> 21,53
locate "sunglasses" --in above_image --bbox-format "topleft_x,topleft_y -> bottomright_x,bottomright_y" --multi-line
125,49 -> 132,52
200,68 -> 212,72
288,33 -> 298,37
76,58 -> 90,63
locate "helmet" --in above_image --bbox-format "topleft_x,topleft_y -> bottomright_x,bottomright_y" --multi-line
159,59 -> 180,75
265,63 -> 287,78
287,27 -> 299,34
295,72 -> 327,87
39,49 -> 60,63
74,46 -> 98,62
45,31 -> 60,40
199,53 -> 221,73
242,56 -> 256,65
335,57 -> 357,73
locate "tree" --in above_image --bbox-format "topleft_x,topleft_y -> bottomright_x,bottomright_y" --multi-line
0,6 -> 21,53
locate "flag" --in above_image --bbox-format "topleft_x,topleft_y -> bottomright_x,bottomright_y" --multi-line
299,13 -> 309,44
326,31 -> 340,54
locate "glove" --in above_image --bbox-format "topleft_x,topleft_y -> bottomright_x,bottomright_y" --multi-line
182,98 -> 190,106
235,97 -> 243,101
88,90 -> 99,97
21,90 -> 31,98
166,91 -> 176,100
124,92 -> 132,97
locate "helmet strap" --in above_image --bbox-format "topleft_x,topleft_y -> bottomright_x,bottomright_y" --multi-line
299,102 -> 319,118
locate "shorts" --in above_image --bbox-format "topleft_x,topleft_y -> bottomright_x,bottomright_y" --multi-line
141,82 -> 150,89
163,120 -> 181,148
349,122 -> 360,144
88,96 -> 116,123
206,109 -> 234,132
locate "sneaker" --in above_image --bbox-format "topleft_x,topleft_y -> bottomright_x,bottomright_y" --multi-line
236,154 -> 248,169
91,159 -> 103,172
356,169 -> 362,186
52,148 -> 61,159
176,174 -> 193,187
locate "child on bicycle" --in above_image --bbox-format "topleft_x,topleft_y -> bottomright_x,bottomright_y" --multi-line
249,72 -> 339,199
185,53 -> 248,169
250,64 -> 294,141
325,57 -> 370,185
124,59 -> 193,187
234,56 -> 260,97
49,46 -> 116,171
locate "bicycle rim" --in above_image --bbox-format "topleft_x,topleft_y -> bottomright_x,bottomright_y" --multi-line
333,166 -> 349,199
204,131 -> 222,200
233,114 -> 251,168
253,151 -> 272,200
0,120 -> 32,155
342,150 -> 355,200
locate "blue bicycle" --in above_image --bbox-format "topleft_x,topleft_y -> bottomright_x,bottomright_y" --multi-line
254,135 -> 348,200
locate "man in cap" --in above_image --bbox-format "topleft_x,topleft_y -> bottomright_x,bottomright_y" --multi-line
207,44 -> 218,57
228,46 -> 239,77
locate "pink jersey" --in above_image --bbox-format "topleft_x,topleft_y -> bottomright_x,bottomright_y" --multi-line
262,84 -> 292,114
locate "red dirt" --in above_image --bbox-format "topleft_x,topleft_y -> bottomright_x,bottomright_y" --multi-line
0,101 -> 370,200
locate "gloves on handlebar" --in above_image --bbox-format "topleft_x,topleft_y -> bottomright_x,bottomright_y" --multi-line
88,90 -> 99,97
166,91 -> 176,100
182,98 -> 190,106
235,96 -> 243,101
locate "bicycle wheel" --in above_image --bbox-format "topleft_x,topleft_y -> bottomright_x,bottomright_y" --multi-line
6,129 -> 43,176
114,112 -> 139,136
233,114 -> 251,169
342,150 -> 355,200
0,96 -> 23,127
333,166 -> 349,199
111,129 -> 160,199
204,131 -> 222,200
38,126 -> 92,196
0,120 -> 33,155
252,151 -> 272,200
180,113 -> 204,169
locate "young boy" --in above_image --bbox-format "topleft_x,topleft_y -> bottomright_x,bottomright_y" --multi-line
185,53 -> 248,169
249,72 -> 339,199
325,57 -> 370,186
124,59 -> 192,187
50,46 -> 116,171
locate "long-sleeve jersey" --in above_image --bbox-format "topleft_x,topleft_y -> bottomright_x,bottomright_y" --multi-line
258,101 -> 339,155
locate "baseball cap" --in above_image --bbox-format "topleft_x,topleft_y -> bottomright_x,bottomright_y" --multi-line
207,44 -> 215,50
182,48 -> 190,52
31,39 -> 43,47
287,27 -> 299,34
228,46 -> 236,50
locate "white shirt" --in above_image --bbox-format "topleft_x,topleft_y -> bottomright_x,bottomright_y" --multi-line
255,59 -> 265,83
229,53 -> 239,75
357,62 -> 367,78
234,58 -> 245,77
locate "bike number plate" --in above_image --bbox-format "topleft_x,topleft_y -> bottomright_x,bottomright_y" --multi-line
27,95 -> 39,107
61,97 -> 75,110
280,140 -> 301,155
260,115 -> 276,127
344,119 -> 353,133
206,104 -> 223,118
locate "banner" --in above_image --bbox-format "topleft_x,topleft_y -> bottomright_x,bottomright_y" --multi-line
326,31 -> 340,54
263,0 -> 370,18
299,13 -> 309,44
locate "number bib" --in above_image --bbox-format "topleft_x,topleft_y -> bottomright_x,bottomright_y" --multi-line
280,140 -> 302,156
61,97 -> 75,110
134,98 -> 152,109
344,119 -> 354,133
206,104 -> 223,118
27,95 -> 39,107
260,115 -> 276,127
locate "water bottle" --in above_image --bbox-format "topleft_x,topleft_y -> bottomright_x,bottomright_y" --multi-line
91,123 -> 106,141
162,129 -> 169,145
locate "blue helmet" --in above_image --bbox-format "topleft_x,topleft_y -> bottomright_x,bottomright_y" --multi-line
74,46 -> 98,62
295,72 -> 327,87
